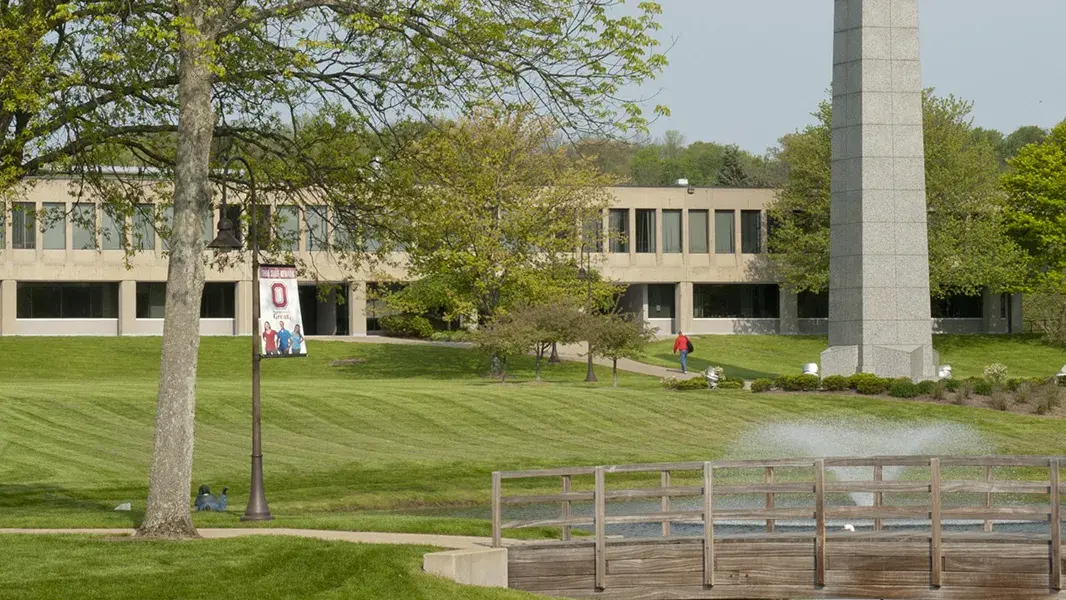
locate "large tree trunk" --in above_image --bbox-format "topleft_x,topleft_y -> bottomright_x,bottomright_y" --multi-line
137,10 -> 215,539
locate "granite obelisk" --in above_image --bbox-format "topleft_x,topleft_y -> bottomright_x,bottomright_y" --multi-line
820,0 -> 938,381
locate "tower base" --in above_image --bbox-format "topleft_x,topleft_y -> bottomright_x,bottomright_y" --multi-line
821,344 -> 939,382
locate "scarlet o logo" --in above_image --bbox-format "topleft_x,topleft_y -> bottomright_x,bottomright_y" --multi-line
271,283 -> 288,308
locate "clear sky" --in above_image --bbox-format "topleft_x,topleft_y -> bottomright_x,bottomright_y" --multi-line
641,0 -> 1066,154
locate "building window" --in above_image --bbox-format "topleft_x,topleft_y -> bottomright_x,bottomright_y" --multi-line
72,204 -> 96,250
689,210 -> 709,254
931,294 -> 982,319
662,210 -> 682,253
101,207 -> 123,250
714,210 -> 735,254
42,203 -> 66,250
766,214 -> 781,254
741,210 -> 762,254
278,206 -> 300,252
12,202 -> 36,249
694,284 -> 780,319
798,290 -> 829,319
583,213 -> 603,254
1000,293 -> 1009,319
16,282 -> 119,318
636,209 -> 656,253
133,204 -> 156,251
136,282 -> 236,319
162,207 -> 212,250
306,205 -> 328,250
608,209 -> 629,253
647,284 -> 675,319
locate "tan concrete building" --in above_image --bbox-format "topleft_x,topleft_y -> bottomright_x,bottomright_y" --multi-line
0,178 -> 1021,337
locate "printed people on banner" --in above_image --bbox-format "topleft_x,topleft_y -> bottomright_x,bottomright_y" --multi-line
263,322 -> 279,356
277,321 -> 293,355
292,324 -> 304,354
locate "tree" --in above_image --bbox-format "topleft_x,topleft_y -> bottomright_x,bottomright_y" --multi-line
472,314 -> 537,383
393,107 -> 617,323
1004,125 -> 1050,162
1002,120 -> 1066,286
589,314 -> 655,387
507,303 -> 587,381
767,92 -> 1028,298
717,145 -> 750,188
2,1 -> 666,539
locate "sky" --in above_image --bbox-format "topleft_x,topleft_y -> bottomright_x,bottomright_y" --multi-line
640,0 -> 1066,154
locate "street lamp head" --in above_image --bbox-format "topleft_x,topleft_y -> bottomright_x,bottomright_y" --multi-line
209,216 -> 243,250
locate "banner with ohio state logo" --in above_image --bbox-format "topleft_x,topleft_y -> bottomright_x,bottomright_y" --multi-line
259,265 -> 307,358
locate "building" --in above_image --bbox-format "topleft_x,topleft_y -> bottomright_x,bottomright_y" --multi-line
0,178 -> 1021,337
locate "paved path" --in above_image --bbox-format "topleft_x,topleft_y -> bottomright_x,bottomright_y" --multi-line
0,527 -> 504,549
313,334 -> 705,380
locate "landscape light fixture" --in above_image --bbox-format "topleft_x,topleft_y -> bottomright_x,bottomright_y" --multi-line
209,155 -> 274,522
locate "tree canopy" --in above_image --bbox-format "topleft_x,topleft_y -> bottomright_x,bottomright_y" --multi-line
767,91 -> 1028,297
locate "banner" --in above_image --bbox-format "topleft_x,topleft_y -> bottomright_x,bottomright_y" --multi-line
259,264 -> 307,358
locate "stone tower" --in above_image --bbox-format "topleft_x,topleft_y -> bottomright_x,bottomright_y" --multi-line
820,0 -> 938,381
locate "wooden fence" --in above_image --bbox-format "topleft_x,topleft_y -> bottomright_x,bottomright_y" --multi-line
494,456 -> 1066,599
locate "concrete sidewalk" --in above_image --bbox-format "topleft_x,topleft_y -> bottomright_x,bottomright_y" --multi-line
0,527 -> 505,549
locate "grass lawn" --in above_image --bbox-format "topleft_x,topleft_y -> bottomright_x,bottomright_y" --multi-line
639,334 -> 1066,381
3,336 -> 1066,534
0,535 -> 539,600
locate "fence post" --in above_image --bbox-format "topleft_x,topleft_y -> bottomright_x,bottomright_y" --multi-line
703,461 -> 714,587
814,459 -> 825,587
873,465 -> 883,532
765,466 -> 775,533
984,465 -> 993,532
492,471 -> 502,548
930,458 -> 942,588
661,470 -> 671,538
561,475 -> 572,541
595,466 -> 606,591
1051,459 -> 1061,591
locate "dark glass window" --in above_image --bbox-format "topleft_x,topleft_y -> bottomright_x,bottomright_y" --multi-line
714,210 -> 735,254
798,290 -> 829,319
662,210 -> 682,253
694,284 -> 780,319
931,294 -> 982,319
17,283 -> 119,318
583,213 -> 603,254
766,214 -> 781,254
741,210 -> 762,254
688,210 -> 709,254
12,202 -> 36,249
647,284 -> 675,319
608,209 -> 629,253
636,209 -> 656,253
135,282 -> 236,319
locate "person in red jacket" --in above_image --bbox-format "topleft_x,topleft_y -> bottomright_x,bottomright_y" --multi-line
673,331 -> 691,374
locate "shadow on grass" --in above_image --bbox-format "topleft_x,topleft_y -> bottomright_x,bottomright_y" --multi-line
0,484 -> 145,527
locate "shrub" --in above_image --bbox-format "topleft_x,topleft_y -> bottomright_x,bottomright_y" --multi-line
889,379 -> 921,398
1035,383 -> 1063,414
990,390 -> 1010,411
971,378 -> 993,397
959,381 -> 973,401
718,380 -> 743,390
776,374 -> 820,392
380,314 -> 435,339
931,381 -> 947,401
944,378 -> 961,392
1015,382 -> 1032,404
820,375 -> 850,392
430,329 -> 471,342
856,377 -> 891,395
916,380 -> 936,396
983,363 -> 1008,385
661,376 -> 711,391
848,373 -> 883,390
750,379 -> 773,393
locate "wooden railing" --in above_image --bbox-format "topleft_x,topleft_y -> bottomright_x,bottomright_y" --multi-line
493,456 -> 1066,592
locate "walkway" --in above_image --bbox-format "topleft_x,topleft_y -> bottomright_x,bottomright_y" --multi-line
0,527 -> 504,549
312,334 -> 704,380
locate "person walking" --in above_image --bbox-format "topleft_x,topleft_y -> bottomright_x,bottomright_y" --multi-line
673,331 -> 692,374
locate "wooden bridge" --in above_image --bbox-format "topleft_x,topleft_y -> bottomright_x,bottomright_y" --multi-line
492,456 -> 1066,599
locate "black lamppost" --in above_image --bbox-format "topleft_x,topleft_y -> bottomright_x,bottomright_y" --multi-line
579,252 -> 597,383
208,156 -> 273,522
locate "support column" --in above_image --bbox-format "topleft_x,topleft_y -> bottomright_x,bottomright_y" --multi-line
118,280 -> 137,336
348,281 -> 367,336
821,0 -> 938,381
0,279 -> 15,335
982,289 -> 1007,334
677,282 -> 693,334
627,209 -> 636,259
1010,292 -> 1024,334
317,287 -> 338,336
655,207 -> 663,261
235,280 -> 253,335
779,289 -> 799,335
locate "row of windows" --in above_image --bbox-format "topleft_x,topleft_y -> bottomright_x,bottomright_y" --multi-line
15,282 -> 236,319
603,209 -> 763,255
796,292 -> 990,320
0,203 -> 333,252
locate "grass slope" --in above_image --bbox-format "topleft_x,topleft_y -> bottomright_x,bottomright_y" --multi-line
0,535 -> 539,600
640,334 -> 1066,380
2,337 -> 1065,532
